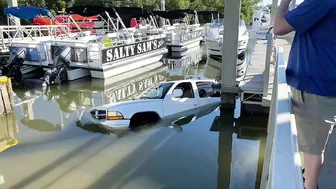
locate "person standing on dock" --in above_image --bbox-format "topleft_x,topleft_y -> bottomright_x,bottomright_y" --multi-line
274,0 -> 336,189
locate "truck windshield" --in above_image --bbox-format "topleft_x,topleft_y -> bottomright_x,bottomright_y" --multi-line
140,83 -> 174,99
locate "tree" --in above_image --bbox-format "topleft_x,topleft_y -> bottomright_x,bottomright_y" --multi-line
240,0 -> 260,24
0,0 -> 260,25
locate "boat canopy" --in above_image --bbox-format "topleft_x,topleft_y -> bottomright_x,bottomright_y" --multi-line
170,9 -> 195,15
197,11 -> 217,16
66,6 -> 111,17
66,6 -> 151,19
4,6 -> 51,19
151,10 -> 186,20
114,7 -> 151,18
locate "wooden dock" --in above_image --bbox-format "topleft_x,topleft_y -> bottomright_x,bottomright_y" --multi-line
239,38 -> 291,112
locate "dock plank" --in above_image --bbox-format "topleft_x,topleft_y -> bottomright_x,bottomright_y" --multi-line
240,39 -> 269,93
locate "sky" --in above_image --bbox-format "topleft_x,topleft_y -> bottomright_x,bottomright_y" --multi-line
262,0 -> 303,5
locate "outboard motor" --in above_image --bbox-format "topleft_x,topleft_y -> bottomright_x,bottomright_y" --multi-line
42,46 -> 71,88
1,48 -> 27,79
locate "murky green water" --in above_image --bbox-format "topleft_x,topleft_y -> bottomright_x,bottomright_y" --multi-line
0,43 -> 267,189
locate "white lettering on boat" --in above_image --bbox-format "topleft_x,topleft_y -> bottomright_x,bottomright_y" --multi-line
103,38 -> 166,63
180,30 -> 203,42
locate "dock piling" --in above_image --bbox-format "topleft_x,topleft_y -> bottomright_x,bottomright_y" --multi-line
220,0 -> 241,105
0,76 -> 14,114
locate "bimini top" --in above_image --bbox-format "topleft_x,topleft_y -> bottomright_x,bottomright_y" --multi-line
151,10 -> 187,20
114,7 -> 151,18
170,9 -> 195,14
66,6 -> 112,17
66,6 -> 151,18
4,6 -> 51,19
197,10 -> 217,16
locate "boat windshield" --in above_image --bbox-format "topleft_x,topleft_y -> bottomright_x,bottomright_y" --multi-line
140,82 -> 174,99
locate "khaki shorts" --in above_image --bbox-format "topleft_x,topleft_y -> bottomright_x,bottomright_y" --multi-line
291,87 -> 336,155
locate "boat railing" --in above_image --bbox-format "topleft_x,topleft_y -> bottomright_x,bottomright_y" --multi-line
260,44 -> 304,189
0,25 -> 69,52
100,34 -> 166,49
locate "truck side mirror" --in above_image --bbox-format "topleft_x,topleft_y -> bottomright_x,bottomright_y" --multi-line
172,89 -> 183,98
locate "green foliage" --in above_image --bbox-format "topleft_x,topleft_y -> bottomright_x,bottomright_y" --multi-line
0,0 -> 260,24
0,0 -> 7,24
19,0 -> 46,7
241,0 -> 260,24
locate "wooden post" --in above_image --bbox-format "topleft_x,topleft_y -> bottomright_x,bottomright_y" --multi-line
0,76 -> 14,114
0,113 -> 19,153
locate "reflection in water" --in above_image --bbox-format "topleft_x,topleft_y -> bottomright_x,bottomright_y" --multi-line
76,121 -> 127,138
21,118 -> 63,132
211,103 -> 267,189
203,39 -> 255,83
163,46 -> 207,80
0,44 -> 268,189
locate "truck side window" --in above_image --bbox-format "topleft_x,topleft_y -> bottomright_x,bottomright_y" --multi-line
196,82 -> 215,98
174,82 -> 194,98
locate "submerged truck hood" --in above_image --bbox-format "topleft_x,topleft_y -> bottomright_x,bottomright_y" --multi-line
92,99 -> 163,111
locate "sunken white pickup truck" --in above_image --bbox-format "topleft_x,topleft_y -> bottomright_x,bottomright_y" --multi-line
89,79 -> 222,130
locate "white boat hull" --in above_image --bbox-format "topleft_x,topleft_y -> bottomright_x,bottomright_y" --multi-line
204,56 -> 247,84
205,35 -> 248,57
167,37 -> 202,52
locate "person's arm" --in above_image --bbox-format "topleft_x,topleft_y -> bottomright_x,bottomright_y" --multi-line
274,0 -> 293,35
274,0 -> 330,36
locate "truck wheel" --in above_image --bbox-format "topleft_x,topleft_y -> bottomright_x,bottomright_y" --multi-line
130,112 -> 160,128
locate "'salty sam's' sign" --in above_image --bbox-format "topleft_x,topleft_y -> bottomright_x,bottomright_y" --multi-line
102,38 -> 166,63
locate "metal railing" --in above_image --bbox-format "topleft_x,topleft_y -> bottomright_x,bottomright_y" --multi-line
100,33 -> 167,49
263,33 -> 273,98
0,25 -> 69,51
260,46 -> 304,189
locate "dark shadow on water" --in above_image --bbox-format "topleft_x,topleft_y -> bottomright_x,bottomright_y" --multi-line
21,117 -> 63,132
85,129 -> 213,189
9,135 -> 106,189
76,120 -> 128,138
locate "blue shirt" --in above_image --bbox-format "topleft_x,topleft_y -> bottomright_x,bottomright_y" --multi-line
284,0 -> 336,96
